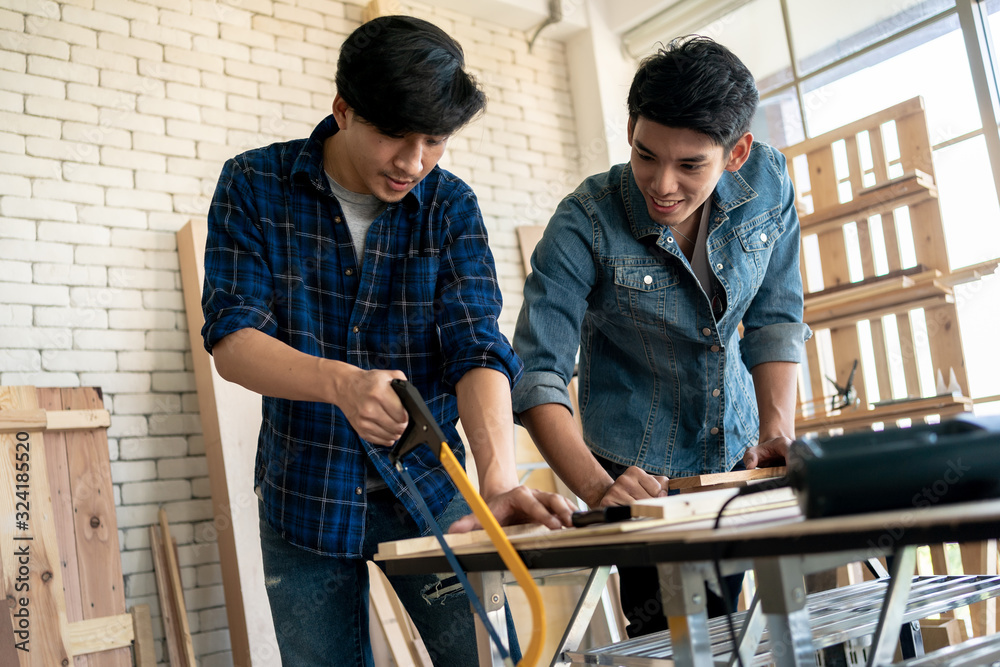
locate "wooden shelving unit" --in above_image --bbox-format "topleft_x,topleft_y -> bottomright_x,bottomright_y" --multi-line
783,97 -> 976,434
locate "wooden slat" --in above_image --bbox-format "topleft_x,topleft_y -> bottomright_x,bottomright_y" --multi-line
868,318 -> 894,408
368,565 -> 432,667
894,313 -> 923,399
0,409 -> 111,435
159,509 -> 196,667
66,614 -> 134,656
149,523 -> 182,666
795,394 -> 972,433
59,388 -> 130,667
803,337 -> 827,415
667,467 -> 787,492
923,303 -> 970,397
178,220 -> 263,666
0,386 -> 72,666
378,522 -> 553,559
809,294 -> 953,334
781,98 -> 925,160
37,388 -> 89,667
130,605 -> 156,667
804,279 -> 951,326
798,171 -> 936,236
46,409 -> 111,432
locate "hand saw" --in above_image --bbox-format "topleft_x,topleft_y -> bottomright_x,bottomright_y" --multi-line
388,379 -> 546,667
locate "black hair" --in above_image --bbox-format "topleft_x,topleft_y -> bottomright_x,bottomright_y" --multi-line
335,15 -> 486,136
627,36 -> 758,151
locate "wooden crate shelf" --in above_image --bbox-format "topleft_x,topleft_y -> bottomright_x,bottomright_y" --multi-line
785,96 -> 973,434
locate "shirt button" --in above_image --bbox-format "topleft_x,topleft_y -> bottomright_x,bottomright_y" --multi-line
355,487 -> 362,495
334,216 -> 343,224
666,236 -> 675,243
711,345 -> 720,352
710,427 -> 720,435
702,327 -> 712,336
643,275 -> 652,285
712,388 -> 721,397
716,263 -> 724,271
352,326 -> 360,333
345,268 -> 354,276
760,232 -> 768,242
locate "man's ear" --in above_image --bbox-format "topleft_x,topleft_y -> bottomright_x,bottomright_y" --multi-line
626,116 -> 635,147
724,133 -> 753,172
332,94 -> 351,130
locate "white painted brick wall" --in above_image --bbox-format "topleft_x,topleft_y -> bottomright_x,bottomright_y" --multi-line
0,3 -> 581,665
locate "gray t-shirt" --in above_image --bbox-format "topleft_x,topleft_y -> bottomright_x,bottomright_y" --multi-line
325,172 -> 386,264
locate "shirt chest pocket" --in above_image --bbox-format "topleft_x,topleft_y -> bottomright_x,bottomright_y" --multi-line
613,264 -> 679,326
737,213 -> 782,287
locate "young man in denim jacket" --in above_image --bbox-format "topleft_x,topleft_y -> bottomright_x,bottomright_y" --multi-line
202,16 -> 574,665
512,36 -> 811,637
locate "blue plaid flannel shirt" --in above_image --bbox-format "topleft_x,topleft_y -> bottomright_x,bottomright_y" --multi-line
201,115 -> 522,556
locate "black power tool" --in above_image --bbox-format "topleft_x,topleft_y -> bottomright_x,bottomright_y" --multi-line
787,415 -> 1000,519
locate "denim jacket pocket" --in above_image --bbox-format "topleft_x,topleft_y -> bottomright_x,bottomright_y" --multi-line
737,211 -> 782,287
613,263 -> 679,326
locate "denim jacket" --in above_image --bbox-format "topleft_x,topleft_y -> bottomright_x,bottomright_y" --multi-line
512,142 -> 811,477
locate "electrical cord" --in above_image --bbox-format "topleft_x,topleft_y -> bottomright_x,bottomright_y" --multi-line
711,476 -> 792,667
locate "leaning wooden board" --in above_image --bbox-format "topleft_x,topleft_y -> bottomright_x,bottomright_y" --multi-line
0,386 -> 135,666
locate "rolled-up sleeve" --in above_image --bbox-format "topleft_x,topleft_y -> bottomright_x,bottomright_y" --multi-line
436,191 -> 523,389
740,146 -> 812,370
201,157 -> 280,353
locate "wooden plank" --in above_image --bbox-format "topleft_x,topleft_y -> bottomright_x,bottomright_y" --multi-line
880,210 -> 904,273
368,565 -> 432,667
130,605 -> 156,667
159,509 -> 196,666
630,486 -> 797,520
868,318 -> 894,407
378,522 -> 553,559
795,394 -> 972,433
667,467 -> 786,492
805,280 -> 951,326
894,313 -> 923,399
923,303 -> 970,397
66,614 -> 134,656
178,220 -> 267,666
37,388 -> 89,667
808,293 -> 953,333
0,409 -> 111,435
802,337 -> 826,416
59,388 -> 130,667
148,524 -> 182,666
798,171 -> 937,236
781,98 -> 925,160
0,386 -> 72,666
46,409 -> 111,433
0,410 -> 46,432
920,617 -> 966,651
941,258 -> 1000,286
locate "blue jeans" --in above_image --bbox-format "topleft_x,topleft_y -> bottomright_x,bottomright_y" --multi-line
259,489 -> 521,666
